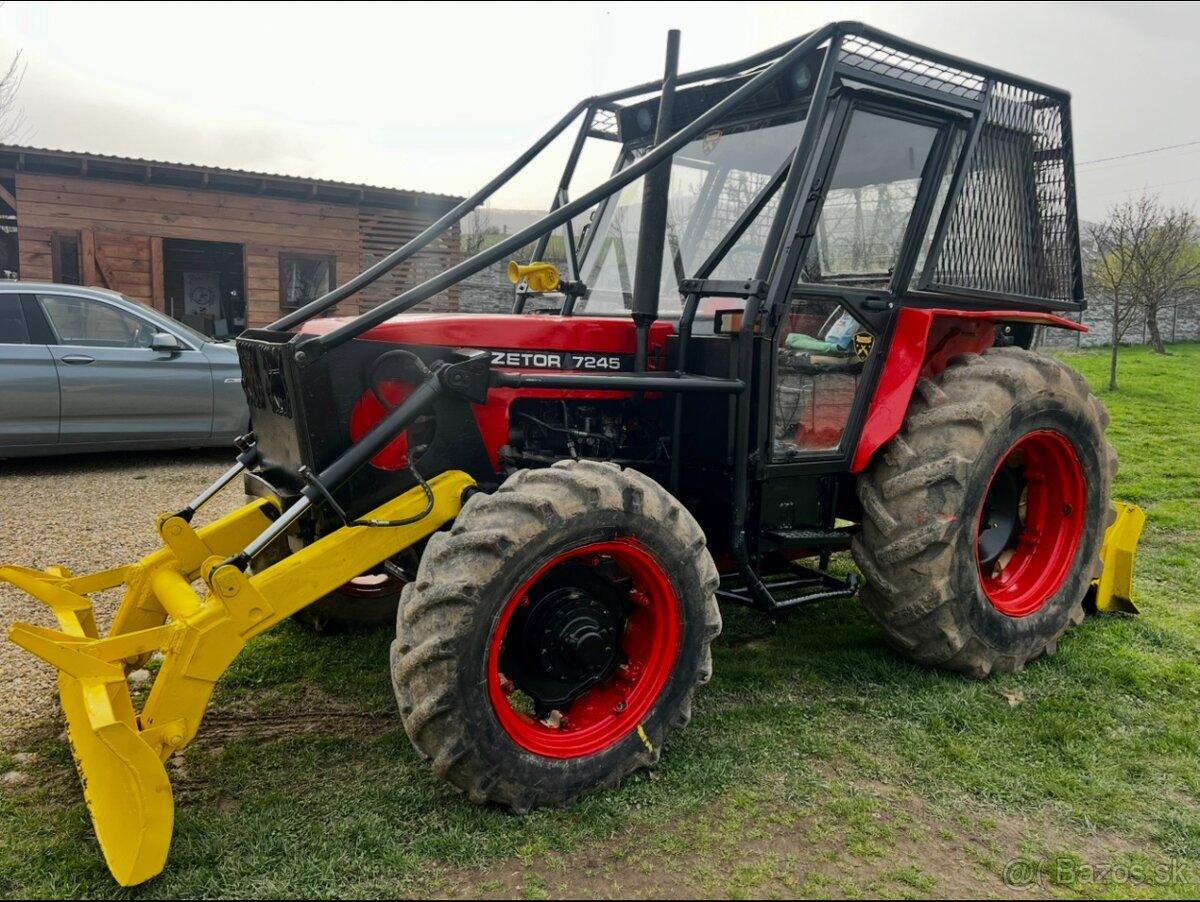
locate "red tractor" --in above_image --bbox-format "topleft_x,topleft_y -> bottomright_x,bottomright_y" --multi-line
5,21 -> 1143,886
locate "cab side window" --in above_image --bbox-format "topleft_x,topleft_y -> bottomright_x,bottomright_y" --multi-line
798,111 -> 938,290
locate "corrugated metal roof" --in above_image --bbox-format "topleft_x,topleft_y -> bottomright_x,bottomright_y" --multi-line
0,143 -> 463,208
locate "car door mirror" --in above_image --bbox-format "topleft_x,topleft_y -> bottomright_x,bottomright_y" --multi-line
150,332 -> 182,352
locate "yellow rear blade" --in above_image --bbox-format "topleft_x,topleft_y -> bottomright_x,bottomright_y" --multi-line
1093,501 -> 1146,614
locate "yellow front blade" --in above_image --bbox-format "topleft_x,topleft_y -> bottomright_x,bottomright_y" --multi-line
7,621 -> 173,886
4,471 -> 474,887
62,674 -> 174,886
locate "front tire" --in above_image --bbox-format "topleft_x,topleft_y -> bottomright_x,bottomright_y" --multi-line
391,460 -> 721,811
852,347 -> 1116,677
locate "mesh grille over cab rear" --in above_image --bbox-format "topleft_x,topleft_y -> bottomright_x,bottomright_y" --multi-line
840,33 -> 1082,305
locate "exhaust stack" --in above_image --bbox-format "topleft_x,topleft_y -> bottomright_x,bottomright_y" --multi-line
631,29 -> 680,373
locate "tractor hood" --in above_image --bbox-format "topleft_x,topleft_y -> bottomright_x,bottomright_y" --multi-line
300,312 -> 676,374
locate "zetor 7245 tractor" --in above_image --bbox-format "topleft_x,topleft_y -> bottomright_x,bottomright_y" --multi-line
5,22 -> 1144,887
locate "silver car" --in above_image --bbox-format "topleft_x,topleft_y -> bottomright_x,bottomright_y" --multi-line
0,282 -> 248,457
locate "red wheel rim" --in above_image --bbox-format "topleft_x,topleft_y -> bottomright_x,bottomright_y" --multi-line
488,539 -> 682,758
976,430 -> 1087,618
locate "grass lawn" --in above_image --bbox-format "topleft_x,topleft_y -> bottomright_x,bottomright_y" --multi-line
2,343 -> 1199,899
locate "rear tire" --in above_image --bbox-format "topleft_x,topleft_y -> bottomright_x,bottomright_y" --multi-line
292,576 -> 406,633
390,460 -> 721,811
851,347 -> 1117,677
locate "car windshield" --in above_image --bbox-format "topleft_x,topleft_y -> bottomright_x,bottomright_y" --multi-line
119,294 -> 214,344
576,113 -> 806,317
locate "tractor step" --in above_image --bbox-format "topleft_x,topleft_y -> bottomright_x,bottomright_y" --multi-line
761,527 -> 855,551
718,560 -> 859,612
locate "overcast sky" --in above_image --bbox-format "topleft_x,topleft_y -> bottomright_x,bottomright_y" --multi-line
1,1 -> 1196,220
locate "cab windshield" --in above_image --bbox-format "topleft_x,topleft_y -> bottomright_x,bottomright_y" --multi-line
576,113 -> 806,317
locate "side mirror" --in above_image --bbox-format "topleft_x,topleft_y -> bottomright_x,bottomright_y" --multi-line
150,332 -> 182,352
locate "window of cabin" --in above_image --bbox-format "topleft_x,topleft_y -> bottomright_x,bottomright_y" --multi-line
797,111 -> 938,290
280,252 -> 335,310
52,233 -> 83,285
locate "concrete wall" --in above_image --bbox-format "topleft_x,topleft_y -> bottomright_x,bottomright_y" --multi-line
459,260 -> 518,314
1040,294 -> 1200,349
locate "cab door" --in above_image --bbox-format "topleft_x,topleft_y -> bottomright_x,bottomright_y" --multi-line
757,96 -> 963,535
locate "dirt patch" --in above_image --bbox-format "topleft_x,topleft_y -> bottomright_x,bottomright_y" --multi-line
437,767 -> 1155,900
196,684 -> 401,748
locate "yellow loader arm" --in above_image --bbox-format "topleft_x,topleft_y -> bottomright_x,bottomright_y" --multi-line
3,470 -> 474,887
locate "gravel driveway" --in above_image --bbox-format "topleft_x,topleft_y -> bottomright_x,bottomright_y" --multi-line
0,449 -> 244,749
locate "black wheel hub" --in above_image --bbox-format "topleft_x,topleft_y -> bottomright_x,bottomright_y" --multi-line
499,562 -> 628,710
978,463 -> 1023,569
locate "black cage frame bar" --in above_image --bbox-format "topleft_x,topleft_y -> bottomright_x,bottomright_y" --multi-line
267,20 -> 1081,350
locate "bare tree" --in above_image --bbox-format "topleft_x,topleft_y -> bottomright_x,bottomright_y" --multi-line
1128,204 -> 1200,354
1087,195 -> 1200,389
1087,201 -> 1145,391
461,204 -> 495,256
0,50 -> 26,144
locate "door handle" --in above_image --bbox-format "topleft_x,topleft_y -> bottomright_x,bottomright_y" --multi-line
61,354 -> 95,365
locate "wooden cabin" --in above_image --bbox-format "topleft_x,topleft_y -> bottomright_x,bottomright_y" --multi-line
0,145 -> 462,338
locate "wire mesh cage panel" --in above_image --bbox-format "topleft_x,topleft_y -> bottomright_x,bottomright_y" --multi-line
934,84 -> 1079,303
839,35 -> 986,101
839,31 -> 1082,305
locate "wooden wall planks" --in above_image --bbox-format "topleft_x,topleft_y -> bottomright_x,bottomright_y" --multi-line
14,172 -> 459,327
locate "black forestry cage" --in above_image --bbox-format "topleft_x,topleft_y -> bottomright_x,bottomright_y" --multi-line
232,20 -> 1087,548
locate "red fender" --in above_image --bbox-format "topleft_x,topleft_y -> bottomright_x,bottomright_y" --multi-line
850,308 -> 1086,473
